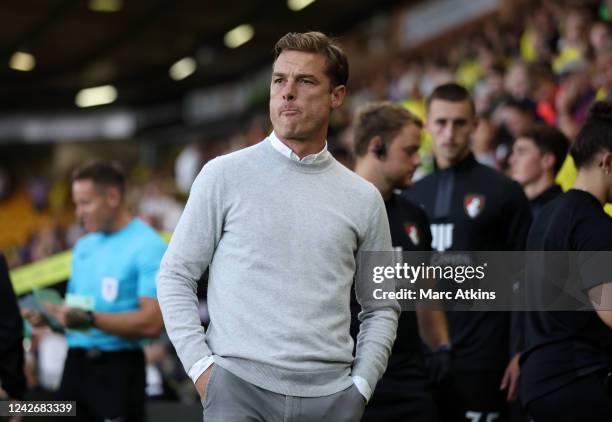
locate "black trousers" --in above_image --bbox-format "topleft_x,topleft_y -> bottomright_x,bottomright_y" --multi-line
0,338 -> 26,399
361,376 -> 438,422
526,369 -> 612,422
434,370 -> 508,422
56,348 -> 145,422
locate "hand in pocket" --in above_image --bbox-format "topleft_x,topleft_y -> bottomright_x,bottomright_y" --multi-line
195,364 -> 215,399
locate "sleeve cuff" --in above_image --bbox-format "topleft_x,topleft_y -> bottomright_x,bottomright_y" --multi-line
188,356 -> 214,384
352,375 -> 372,402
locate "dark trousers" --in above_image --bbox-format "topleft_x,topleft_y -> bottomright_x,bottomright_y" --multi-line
434,370 -> 507,422
361,376 -> 437,422
0,338 -> 26,399
57,348 -> 145,422
526,369 -> 612,422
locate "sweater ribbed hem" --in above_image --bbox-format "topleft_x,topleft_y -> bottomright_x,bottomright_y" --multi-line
213,355 -> 354,397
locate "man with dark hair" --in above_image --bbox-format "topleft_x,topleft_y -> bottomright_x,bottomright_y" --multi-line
404,83 -> 532,421
157,32 -> 399,421
529,63 -> 558,125
352,101 -> 450,421
272,31 -> 349,89
23,161 -> 166,422
425,83 -> 476,114
509,124 -> 570,217
496,98 -> 536,140
520,101 -> 612,421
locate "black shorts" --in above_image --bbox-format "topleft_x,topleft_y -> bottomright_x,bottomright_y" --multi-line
526,369 -> 612,422
434,370 -> 507,422
56,348 -> 145,422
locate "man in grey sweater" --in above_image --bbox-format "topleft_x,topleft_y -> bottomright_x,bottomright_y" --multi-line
157,31 -> 400,421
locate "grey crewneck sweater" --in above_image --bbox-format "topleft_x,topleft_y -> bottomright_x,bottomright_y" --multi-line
157,136 -> 399,397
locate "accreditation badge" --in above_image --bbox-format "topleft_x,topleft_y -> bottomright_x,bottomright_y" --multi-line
101,277 -> 119,302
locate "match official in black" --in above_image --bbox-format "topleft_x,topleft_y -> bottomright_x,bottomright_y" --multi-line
351,102 -> 450,421
520,101 -> 612,421
404,83 -> 532,421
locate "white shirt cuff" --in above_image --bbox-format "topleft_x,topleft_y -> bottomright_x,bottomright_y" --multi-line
352,375 -> 372,402
188,356 -> 214,384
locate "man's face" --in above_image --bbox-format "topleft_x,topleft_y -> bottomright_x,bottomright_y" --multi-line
72,180 -> 117,233
596,53 -> 612,90
426,99 -> 476,165
509,137 -> 547,186
501,107 -> 532,138
381,123 -> 422,189
599,151 -> 612,203
505,65 -> 529,99
269,50 -> 345,142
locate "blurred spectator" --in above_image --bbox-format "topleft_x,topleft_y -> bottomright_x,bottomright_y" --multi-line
472,113 -> 499,169
595,45 -> 612,101
505,61 -> 532,101
589,20 -> 612,52
29,226 -> 65,263
138,178 -> 183,233
474,63 -> 506,114
36,332 -> 68,391
27,178 -> 49,212
508,124 -> 570,217
556,65 -> 596,140
520,5 -> 558,63
174,144 -> 203,195
530,63 -> 559,124
492,98 -> 536,168
554,7 -> 591,74
144,337 -> 180,401
495,98 -> 536,140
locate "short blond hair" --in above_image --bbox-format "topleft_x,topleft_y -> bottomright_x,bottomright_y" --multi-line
353,102 -> 422,157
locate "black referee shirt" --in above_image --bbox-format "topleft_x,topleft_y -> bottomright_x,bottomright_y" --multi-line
403,153 -> 532,372
520,189 -> 612,405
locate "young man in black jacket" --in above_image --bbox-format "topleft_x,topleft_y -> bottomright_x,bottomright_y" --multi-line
508,123 -> 569,218
404,83 -> 532,421
351,102 -> 450,421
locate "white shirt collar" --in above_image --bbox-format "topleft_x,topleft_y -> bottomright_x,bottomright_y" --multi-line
269,131 -> 329,164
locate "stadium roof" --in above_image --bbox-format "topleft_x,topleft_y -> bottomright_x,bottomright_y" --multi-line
0,0 -> 406,113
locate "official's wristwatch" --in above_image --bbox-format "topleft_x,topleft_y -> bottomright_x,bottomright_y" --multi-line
82,310 -> 95,329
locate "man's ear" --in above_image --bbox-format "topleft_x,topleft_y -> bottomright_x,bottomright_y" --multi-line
368,136 -> 383,155
330,85 -> 346,109
541,152 -> 556,172
600,151 -> 612,173
105,186 -> 122,208
469,115 -> 479,133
